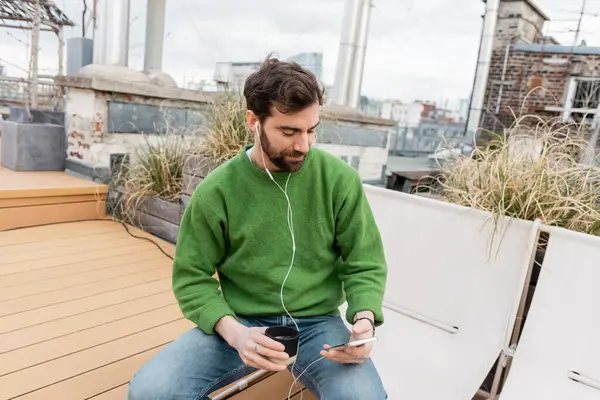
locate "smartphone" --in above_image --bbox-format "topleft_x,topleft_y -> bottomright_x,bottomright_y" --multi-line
326,336 -> 377,351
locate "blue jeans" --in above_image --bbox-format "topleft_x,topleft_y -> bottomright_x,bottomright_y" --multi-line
128,314 -> 387,399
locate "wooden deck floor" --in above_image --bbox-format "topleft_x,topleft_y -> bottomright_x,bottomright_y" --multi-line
0,220 -> 315,400
0,161 -> 108,231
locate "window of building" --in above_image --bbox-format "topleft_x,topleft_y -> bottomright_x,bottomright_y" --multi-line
560,77 -> 600,124
572,79 -> 600,110
350,156 -> 360,170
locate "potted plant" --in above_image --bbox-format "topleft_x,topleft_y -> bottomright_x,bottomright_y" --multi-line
182,93 -> 253,204
117,131 -> 190,243
431,118 -> 600,237
428,116 -> 600,394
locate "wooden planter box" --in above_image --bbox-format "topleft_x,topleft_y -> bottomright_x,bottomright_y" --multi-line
131,196 -> 183,244
181,153 -> 219,212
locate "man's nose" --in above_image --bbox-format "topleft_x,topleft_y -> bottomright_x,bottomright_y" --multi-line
294,133 -> 311,153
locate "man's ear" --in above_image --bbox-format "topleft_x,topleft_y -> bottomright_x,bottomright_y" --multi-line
246,110 -> 259,132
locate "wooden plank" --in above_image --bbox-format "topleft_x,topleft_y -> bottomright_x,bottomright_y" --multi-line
0,222 -> 120,247
0,201 -> 107,231
0,276 -> 172,333
0,167 -> 107,198
0,304 -> 183,375
0,319 -> 194,399
0,241 -> 161,275
0,193 -> 107,208
0,258 -> 169,303
0,184 -> 107,199
0,234 -> 152,265
0,230 -> 135,257
0,271 -> 171,317
0,289 -> 176,353
0,250 -> 162,287
89,384 -> 129,399
14,346 -> 166,400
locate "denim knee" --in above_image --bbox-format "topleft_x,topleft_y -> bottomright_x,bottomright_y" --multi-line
302,361 -> 388,400
317,377 -> 387,400
127,368 -> 172,400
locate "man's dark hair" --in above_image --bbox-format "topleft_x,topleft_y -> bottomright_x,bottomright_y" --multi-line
244,55 -> 324,122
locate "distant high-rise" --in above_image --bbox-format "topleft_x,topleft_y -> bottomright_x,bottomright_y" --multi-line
288,52 -> 324,82
213,61 -> 261,93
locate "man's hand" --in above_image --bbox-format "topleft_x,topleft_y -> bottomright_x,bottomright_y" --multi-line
215,316 -> 289,371
320,312 -> 375,364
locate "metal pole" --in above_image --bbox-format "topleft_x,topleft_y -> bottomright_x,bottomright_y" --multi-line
584,122 -> 600,165
103,0 -> 131,66
466,0 -> 499,137
331,0 -> 363,107
495,42 -> 511,114
92,0 -> 105,64
211,370 -> 271,400
347,0 -> 372,108
29,0 -> 41,109
573,0 -> 587,47
57,28 -> 64,76
144,0 -> 166,72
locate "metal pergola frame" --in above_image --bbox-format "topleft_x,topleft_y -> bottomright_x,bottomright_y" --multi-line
0,0 -> 75,108
0,0 -> 74,31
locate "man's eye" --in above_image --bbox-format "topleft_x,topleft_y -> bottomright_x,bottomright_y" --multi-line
283,131 -> 295,136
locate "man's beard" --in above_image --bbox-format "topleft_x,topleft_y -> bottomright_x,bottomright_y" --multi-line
259,129 -> 307,173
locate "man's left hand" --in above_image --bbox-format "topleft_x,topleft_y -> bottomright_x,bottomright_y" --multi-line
320,314 -> 375,364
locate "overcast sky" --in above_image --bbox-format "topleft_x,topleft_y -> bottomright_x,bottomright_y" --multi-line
1,0 -> 598,103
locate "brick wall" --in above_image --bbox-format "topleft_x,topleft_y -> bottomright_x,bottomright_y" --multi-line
482,48 -> 600,132
479,1 -> 600,133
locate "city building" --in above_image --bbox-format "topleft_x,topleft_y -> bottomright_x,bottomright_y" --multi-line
212,53 -> 323,94
213,61 -> 261,93
381,100 -> 425,127
359,95 -> 384,117
482,0 -> 600,134
379,99 -> 467,156
287,52 -> 323,82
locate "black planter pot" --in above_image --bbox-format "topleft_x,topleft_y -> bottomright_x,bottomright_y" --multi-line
182,154 -> 219,196
132,197 -> 182,244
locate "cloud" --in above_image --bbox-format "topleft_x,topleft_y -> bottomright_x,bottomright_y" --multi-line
6,0 -> 594,103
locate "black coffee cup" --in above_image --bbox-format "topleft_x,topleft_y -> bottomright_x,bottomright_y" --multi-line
265,326 -> 299,365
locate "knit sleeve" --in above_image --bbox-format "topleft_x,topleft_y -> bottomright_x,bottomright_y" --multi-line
334,172 -> 388,327
172,194 -> 236,335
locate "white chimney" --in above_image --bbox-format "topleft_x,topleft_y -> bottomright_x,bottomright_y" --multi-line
144,0 -> 166,72
331,0 -> 372,108
466,0 -> 499,136
93,0 -> 131,66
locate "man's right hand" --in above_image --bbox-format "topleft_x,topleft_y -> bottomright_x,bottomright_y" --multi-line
215,316 -> 290,371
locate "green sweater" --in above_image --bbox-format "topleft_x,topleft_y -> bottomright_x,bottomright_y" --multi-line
173,145 -> 387,335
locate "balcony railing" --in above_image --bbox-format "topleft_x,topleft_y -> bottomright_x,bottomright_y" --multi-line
0,75 -> 57,109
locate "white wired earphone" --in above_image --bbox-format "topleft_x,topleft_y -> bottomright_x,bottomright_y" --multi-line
253,121 -> 324,400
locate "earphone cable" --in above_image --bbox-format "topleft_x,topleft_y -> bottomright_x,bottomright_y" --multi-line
255,122 -> 316,400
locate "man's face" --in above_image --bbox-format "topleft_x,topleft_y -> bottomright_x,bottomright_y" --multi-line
257,103 -> 320,172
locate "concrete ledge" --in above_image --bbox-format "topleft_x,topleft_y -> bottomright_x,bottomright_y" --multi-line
1,120 -> 65,171
55,75 -> 217,104
318,121 -> 389,148
65,158 -> 110,183
9,107 -> 65,126
322,106 -> 396,127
